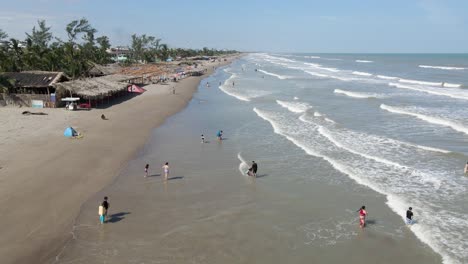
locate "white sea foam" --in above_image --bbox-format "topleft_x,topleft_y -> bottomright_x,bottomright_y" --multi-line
352,71 -> 372,76
355,60 -> 373,63
398,79 -> 462,88
258,69 -> 290,80
314,112 -> 322,117
389,82 -> 468,101
254,107 -> 466,263
276,100 -> 311,113
294,97 -> 299,100
419,65 -> 465,71
334,89 -> 382,99
237,153 -> 250,176
305,56 -> 321,59
305,71 -> 329,78
380,104 -> 468,135
218,73 -> 271,102
377,75 -> 399,80
304,62 -> 322,67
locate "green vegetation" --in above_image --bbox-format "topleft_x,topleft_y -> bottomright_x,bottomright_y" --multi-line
0,18 -> 237,79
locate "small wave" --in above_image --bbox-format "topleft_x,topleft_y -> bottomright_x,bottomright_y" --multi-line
294,97 -> 299,100
419,65 -> 465,71
409,144 -> 451,154
377,75 -> 398,80
276,100 -> 311,113
355,60 -> 373,63
305,56 -> 321,59
319,67 -> 340,72
399,79 -> 462,88
380,104 -> 468,135
304,62 -> 322,67
352,71 -> 373,77
237,153 -> 250,176
305,71 -> 329,78
314,112 -> 322,117
258,69 -> 290,80
389,82 -> 468,101
334,89 -> 382,99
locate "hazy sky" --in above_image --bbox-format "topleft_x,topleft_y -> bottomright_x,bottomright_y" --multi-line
1,0 -> 467,53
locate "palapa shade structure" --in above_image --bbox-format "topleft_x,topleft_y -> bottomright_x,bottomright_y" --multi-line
54,74 -> 137,100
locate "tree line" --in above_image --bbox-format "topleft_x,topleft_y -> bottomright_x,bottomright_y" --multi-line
0,18 -> 237,80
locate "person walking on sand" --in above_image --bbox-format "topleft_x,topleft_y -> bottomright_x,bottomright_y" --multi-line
201,134 -> 205,143
406,207 -> 414,225
162,162 -> 170,180
145,164 -> 149,177
99,196 -> 109,224
358,206 -> 367,228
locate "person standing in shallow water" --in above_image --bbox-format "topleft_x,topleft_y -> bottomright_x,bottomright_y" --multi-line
162,162 -> 170,180
464,162 -> 468,175
249,161 -> 258,177
358,206 -> 367,228
99,196 -> 109,224
144,164 -> 149,177
406,207 -> 414,225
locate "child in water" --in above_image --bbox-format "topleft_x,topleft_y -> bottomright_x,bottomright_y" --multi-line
358,206 -> 367,228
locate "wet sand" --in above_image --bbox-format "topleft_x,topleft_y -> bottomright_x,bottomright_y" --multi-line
55,66 -> 441,264
0,56 -> 239,264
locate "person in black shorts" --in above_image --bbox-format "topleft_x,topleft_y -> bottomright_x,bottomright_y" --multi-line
406,207 -> 413,225
102,197 -> 109,222
249,161 -> 258,177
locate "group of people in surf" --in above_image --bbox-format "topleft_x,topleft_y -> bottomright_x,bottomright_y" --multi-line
357,206 -> 414,228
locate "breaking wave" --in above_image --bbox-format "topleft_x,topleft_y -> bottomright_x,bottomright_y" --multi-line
419,65 -> 465,71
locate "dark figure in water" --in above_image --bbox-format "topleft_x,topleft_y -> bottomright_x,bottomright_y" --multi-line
101,114 -> 107,120
406,207 -> 414,225
249,161 -> 258,177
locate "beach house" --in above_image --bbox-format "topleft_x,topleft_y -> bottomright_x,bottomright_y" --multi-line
0,71 -> 69,107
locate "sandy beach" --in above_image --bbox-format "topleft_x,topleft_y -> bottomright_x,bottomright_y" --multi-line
0,56 -> 239,264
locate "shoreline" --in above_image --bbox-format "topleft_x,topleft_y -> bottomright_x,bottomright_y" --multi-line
0,55 -> 241,264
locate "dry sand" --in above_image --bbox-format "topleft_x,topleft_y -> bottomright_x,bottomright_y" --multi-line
0,56 -> 239,264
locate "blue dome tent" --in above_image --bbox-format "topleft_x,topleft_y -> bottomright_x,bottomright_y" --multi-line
64,127 -> 77,138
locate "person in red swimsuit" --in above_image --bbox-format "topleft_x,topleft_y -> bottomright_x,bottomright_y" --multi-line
358,206 -> 367,228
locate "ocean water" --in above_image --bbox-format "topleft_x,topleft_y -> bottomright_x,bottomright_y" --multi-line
219,53 -> 468,264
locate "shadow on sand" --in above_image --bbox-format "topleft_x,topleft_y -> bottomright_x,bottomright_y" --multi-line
167,176 -> 184,181
147,174 -> 161,177
255,174 -> 268,178
107,212 -> 131,223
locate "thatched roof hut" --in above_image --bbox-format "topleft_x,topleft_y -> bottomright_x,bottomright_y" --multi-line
87,63 -> 121,77
0,71 -> 69,93
54,74 -> 137,99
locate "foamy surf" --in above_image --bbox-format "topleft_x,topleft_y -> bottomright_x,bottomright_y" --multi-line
377,75 -> 398,80
254,107 -> 467,264
352,71 -> 372,77
380,104 -> 468,135
355,60 -> 373,63
258,69 -> 290,80
388,82 -> 468,101
334,89 -> 382,99
237,153 -> 250,176
419,65 -> 465,71
276,100 -> 311,113
399,78 -> 462,88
